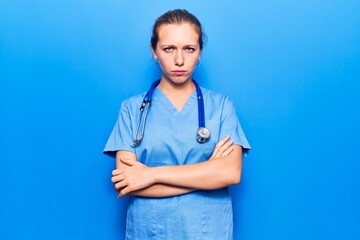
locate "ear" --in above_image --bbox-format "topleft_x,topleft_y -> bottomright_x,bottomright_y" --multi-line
197,49 -> 202,62
150,46 -> 158,61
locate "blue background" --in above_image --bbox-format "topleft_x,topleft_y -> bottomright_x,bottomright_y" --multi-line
1,0 -> 359,239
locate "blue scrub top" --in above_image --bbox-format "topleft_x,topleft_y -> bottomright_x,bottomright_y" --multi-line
104,86 -> 251,240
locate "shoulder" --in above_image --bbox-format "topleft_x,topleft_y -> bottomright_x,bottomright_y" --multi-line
119,92 -> 146,112
201,87 -> 234,107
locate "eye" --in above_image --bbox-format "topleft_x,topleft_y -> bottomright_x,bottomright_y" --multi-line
185,47 -> 195,53
163,47 -> 174,52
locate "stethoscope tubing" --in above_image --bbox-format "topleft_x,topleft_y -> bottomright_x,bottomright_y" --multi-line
131,79 -> 210,147
193,80 -> 205,129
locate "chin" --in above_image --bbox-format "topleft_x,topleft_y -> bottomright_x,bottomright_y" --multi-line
165,75 -> 192,85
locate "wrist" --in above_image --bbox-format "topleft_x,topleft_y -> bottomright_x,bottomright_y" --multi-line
149,167 -> 157,185
151,166 -> 163,184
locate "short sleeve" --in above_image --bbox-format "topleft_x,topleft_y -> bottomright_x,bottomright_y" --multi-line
219,97 -> 251,154
103,101 -> 135,157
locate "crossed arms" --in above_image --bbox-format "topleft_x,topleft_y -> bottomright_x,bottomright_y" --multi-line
111,136 -> 242,198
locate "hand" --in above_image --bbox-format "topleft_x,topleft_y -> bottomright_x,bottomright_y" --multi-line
210,135 -> 234,159
111,158 -> 154,198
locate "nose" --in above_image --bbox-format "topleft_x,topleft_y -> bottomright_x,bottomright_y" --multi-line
174,50 -> 184,66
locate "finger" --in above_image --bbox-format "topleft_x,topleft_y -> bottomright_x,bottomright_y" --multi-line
112,169 -> 123,176
214,140 -> 234,159
211,142 -> 222,158
115,180 -> 128,191
221,146 -> 234,157
212,136 -> 231,158
114,185 -> 120,192
210,148 -> 218,159
118,187 -> 130,198
214,150 -> 223,158
111,174 -> 124,183
218,135 -> 230,146
219,139 -> 234,153
216,139 -> 234,155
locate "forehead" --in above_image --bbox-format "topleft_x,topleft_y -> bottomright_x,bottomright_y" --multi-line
157,22 -> 199,45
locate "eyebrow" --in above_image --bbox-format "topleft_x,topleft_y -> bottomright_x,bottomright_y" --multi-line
159,44 -> 198,48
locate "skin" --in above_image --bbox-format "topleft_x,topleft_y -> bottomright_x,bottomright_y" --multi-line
152,22 -> 201,111
113,136 -> 236,198
111,22 -> 243,198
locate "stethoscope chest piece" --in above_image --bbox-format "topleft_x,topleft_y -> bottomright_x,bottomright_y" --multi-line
196,127 -> 211,143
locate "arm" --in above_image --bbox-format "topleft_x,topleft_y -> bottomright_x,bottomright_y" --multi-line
112,136 -> 235,198
114,150 -> 195,198
114,137 -> 241,197
154,145 -> 242,189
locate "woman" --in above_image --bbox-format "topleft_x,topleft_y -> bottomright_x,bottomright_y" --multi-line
104,9 -> 250,239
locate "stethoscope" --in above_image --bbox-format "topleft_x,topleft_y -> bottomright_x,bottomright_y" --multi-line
131,79 -> 211,148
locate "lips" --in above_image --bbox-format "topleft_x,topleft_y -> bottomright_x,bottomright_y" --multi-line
172,70 -> 187,76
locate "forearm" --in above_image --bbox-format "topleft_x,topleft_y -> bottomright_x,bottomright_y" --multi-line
114,151 -> 195,198
129,184 -> 195,198
113,139 -> 240,197
152,145 -> 242,190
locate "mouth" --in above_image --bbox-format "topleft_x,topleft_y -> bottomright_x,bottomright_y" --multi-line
172,70 -> 187,76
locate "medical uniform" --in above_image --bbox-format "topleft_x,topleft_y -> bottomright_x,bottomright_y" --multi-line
104,86 -> 250,240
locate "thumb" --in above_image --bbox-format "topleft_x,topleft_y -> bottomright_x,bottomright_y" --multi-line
120,158 -> 136,166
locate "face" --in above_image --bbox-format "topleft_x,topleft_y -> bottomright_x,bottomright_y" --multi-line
151,22 -> 202,85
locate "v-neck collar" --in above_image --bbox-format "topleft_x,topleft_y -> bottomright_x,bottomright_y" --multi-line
153,87 -> 197,119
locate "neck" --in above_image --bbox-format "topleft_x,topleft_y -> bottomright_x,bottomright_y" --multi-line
158,77 -> 195,96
